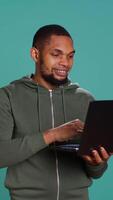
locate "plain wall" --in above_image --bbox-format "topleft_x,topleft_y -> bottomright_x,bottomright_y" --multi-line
0,0 -> 113,199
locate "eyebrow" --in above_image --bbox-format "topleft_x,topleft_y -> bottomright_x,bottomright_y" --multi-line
51,48 -> 75,55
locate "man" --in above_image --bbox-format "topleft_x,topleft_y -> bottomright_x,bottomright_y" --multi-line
0,24 -> 110,200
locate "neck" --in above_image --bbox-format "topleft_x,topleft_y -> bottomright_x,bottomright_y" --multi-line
32,74 -> 57,90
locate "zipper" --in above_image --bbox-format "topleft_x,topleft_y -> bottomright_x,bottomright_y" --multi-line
49,90 -> 60,200
49,90 -> 55,128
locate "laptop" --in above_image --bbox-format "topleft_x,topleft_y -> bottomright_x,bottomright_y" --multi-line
55,100 -> 113,155
78,100 -> 113,155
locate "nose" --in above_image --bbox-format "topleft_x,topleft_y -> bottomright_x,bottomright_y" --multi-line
59,55 -> 69,67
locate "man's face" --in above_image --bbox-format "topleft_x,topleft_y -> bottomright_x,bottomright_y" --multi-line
36,35 -> 75,87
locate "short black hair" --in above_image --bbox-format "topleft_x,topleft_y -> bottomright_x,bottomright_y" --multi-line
32,24 -> 72,49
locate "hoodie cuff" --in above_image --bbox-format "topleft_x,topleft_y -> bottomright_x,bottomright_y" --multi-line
85,162 -> 108,179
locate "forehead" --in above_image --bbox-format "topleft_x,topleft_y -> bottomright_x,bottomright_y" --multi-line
44,35 -> 74,53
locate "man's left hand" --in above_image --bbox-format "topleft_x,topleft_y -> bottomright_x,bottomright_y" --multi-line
82,147 -> 110,165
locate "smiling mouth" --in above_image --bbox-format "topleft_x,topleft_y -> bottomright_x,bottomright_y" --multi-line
53,69 -> 68,77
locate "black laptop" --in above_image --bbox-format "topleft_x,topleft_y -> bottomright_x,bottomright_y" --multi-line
55,100 -> 113,155
78,100 -> 113,155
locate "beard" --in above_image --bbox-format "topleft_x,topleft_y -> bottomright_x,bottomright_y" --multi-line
41,73 -> 68,86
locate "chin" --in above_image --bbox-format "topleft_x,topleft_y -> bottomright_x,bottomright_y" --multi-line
55,75 -> 67,80
49,77 -> 68,86
42,74 -> 68,86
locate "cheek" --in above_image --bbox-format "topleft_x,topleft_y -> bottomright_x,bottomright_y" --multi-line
41,60 -> 54,74
67,61 -> 73,71
44,57 -> 57,71
70,59 -> 74,67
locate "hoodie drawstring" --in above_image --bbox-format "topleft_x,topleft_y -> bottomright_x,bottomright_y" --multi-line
61,89 -> 67,123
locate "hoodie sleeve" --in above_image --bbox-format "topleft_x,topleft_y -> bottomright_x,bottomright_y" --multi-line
85,162 -> 108,179
0,89 -> 48,168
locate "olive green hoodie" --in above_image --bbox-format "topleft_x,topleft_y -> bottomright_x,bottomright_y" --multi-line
0,76 -> 107,200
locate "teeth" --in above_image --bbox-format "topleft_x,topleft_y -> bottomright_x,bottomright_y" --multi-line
56,69 -> 67,72
57,70 -> 67,75
54,69 -> 67,76
58,70 -> 66,72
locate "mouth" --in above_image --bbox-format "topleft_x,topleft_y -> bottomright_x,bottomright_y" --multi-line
53,68 -> 68,78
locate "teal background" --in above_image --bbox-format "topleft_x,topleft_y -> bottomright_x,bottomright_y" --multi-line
0,0 -> 113,199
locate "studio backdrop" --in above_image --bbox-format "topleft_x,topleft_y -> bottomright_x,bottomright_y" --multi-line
0,0 -> 113,199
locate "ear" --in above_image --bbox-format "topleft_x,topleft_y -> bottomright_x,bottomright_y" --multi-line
30,47 -> 39,62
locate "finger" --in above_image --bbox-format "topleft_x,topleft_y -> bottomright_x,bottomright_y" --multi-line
71,119 -> 84,126
91,150 -> 103,164
75,119 -> 84,127
99,146 -> 110,161
73,119 -> 84,131
82,155 -> 94,164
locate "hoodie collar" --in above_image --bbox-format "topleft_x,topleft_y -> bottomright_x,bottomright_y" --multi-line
11,74 -> 79,91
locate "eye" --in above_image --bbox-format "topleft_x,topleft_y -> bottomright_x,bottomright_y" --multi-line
69,54 -> 74,59
69,52 -> 75,58
51,53 -> 60,57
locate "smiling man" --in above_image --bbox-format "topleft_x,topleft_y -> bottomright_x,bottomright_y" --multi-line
0,24 -> 110,200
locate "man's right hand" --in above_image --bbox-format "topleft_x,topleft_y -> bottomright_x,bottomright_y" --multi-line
43,119 -> 84,145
